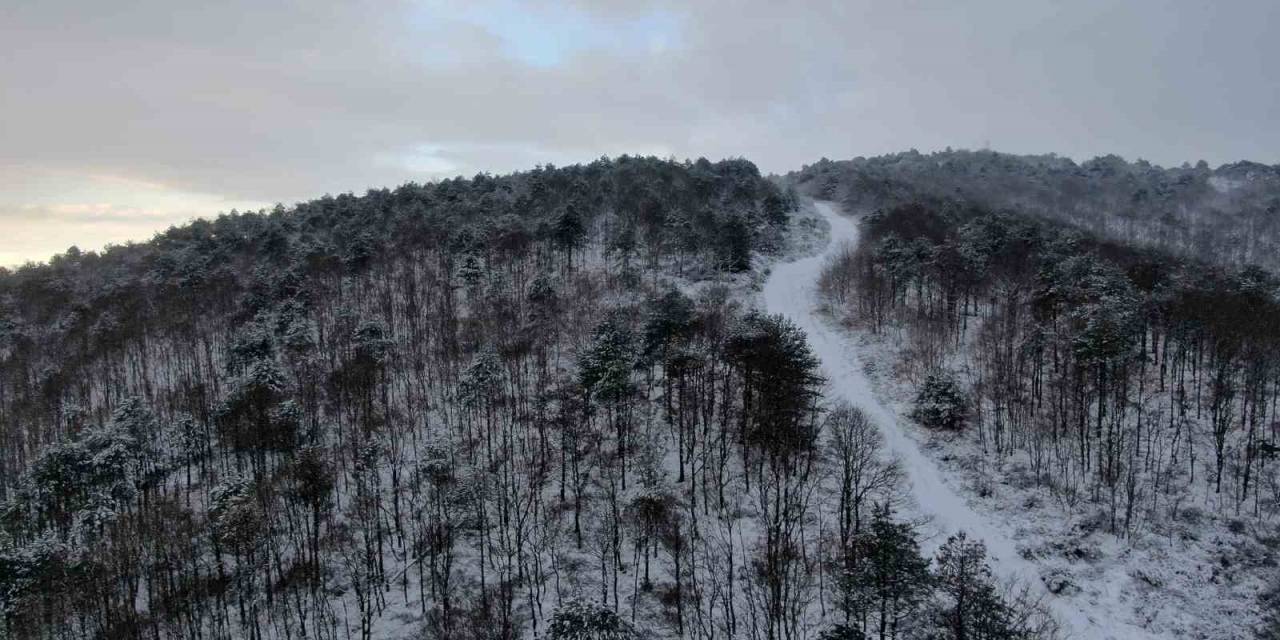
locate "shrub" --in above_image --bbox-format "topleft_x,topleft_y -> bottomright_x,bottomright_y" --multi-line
909,371 -> 968,431
547,598 -> 638,640
817,624 -> 866,640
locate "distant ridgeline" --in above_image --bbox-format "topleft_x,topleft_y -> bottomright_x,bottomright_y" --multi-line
0,156 -> 796,637
790,149 -> 1280,272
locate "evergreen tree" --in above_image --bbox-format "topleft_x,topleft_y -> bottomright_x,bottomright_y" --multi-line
719,213 -> 753,272
726,312 -> 824,460
909,371 -> 969,431
932,532 -> 1015,640
641,288 -> 696,363
817,624 -> 867,640
579,313 -> 637,405
555,205 -> 588,255
546,598 -> 638,640
839,505 -> 931,639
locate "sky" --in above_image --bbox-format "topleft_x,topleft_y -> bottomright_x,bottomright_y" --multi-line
3,0 -> 1278,265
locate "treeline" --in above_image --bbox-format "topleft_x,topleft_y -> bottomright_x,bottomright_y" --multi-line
791,149 -> 1280,272
819,199 -> 1280,536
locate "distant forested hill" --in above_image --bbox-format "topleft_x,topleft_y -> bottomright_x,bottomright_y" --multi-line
790,149 -> 1280,272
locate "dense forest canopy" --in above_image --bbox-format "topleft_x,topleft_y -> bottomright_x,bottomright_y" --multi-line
790,149 -> 1280,272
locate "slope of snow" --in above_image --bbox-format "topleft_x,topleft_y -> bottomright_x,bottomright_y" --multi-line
759,200 -> 1160,640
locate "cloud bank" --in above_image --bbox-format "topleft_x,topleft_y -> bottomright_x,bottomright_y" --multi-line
3,0 -> 1277,263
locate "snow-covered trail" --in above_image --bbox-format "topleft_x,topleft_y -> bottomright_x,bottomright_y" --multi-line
761,201 -> 1155,640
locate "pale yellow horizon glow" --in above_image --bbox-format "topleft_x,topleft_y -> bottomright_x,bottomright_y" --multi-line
0,169 -> 269,267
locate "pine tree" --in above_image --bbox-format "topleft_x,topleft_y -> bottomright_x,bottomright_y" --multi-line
719,213 -> 753,272
839,504 -> 931,639
641,288 -> 696,363
817,624 -> 867,640
726,312 -> 824,461
932,532 -> 1014,640
555,205 -> 588,258
579,313 -> 637,405
546,598 -> 638,640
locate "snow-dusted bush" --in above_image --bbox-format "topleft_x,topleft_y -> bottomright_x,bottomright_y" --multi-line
547,598 -> 639,640
909,371 -> 968,431
816,624 -> 865,640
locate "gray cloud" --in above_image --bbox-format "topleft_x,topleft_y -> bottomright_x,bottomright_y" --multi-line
2,0 -> 1278,263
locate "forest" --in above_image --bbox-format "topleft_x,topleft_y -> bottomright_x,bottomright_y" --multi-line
816,198 -> 1280,524
792,149 -> 1280,272
806,174 -> 1280,637
0,156 -> 1057,639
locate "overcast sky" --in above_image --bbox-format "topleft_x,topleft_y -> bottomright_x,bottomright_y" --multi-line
3,0 -> 1278,265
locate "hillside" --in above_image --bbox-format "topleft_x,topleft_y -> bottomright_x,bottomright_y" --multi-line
3,151 -> 1277,640
0,157 -> 806,639
789,150 -> 1280,273
806,179 -> 1280,637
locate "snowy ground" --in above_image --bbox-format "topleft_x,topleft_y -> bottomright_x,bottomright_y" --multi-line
759,201 -> 1170,640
